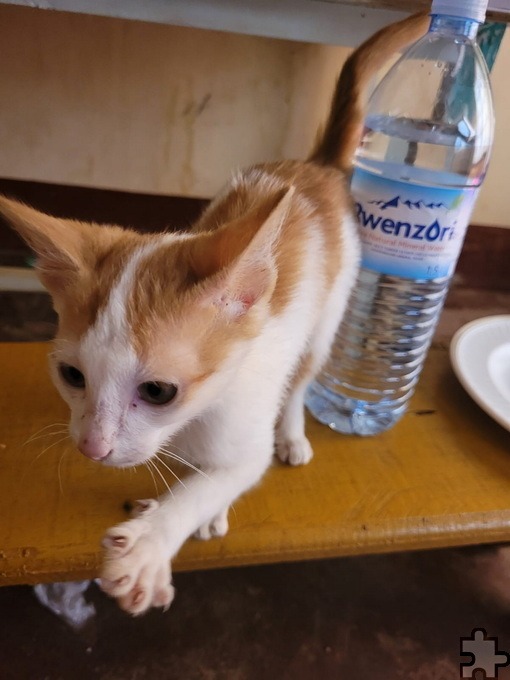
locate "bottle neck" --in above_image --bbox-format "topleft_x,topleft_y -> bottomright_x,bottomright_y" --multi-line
429,14 -> 480,40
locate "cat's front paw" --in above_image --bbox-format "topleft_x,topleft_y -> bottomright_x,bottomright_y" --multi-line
194,508 -> 229,541
100,502 -> 174,616
275,435 -> 314,466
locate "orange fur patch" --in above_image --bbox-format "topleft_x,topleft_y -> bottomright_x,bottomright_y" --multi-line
1,157 -> 353,381
119,160 -> 353,401
125,235 -> 266,397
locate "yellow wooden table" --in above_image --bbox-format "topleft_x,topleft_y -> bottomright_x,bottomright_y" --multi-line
0,341 -> 509,586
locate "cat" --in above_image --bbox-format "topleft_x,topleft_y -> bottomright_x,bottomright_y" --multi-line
0,11 -> 428,615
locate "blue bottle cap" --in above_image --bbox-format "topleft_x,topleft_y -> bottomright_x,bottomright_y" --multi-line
431,0 -> 488,23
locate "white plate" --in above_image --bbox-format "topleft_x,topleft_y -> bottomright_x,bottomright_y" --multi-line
450,315 -> 510,432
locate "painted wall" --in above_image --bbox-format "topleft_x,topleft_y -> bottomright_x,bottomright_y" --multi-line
0,4 -> 508,225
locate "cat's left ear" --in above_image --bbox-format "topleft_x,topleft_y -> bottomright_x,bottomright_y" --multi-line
190,185 -> 295,318
0,196 -> 88,293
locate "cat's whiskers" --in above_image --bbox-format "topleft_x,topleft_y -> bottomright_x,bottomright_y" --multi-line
228,503 -> 238,524
158,448 -> 211,481
159,448 -> 238,522
160,440 -> 191,459
143,460 -> 159,496
155,454 -> 187,490
32,434 -> 72,465
158,449 -> 236,522
22,430 -> 71,481
148,458 -> 174,498
26,429 -> 69,448
57,448 -> 71,495
23,422 -> 68,447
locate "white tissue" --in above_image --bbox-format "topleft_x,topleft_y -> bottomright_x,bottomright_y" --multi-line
33,580 -> 96,630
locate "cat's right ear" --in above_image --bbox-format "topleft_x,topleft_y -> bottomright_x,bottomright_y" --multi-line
188,186 -> 294,319
0,196 -> 86,292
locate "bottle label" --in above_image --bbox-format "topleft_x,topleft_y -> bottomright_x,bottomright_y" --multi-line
351,168 -> 478,279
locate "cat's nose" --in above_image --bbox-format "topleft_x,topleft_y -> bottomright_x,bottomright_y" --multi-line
78,434 -> 112,461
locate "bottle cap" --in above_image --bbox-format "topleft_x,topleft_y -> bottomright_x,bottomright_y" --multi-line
430,0 -> 488,23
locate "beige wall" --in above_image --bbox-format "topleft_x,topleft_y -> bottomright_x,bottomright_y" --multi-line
474,31 -> 510,226
0,5 -> 508,226
0,5 -> 347,199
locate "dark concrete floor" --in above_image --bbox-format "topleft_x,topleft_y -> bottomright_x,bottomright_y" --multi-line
2,549 -> 510,680
2,286 -> 510,680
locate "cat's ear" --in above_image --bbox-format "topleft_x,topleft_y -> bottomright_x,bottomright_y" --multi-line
0,196 -> 87,292
190,185 -> 294,318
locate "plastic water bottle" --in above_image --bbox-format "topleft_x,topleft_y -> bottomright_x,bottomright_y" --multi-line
306,0 -> 494,435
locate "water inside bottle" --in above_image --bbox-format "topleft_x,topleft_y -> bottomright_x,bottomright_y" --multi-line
358,114 -> 483,188
306,116 -> 474,435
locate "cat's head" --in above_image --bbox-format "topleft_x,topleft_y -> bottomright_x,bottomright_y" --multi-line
0,188 -> 293,467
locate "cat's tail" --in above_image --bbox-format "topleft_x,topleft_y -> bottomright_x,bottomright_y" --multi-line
309,11 -> 430,173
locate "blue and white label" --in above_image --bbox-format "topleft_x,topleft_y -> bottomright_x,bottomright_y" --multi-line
351,168 -> 478,279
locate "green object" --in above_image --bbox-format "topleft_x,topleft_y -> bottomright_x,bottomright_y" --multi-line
477,21 -> 506,72
447,20 -> 505,125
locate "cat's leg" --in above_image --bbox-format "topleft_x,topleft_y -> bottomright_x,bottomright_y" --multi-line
275,351 -> 320,466
194,507 -> 230,540
99,434 -> 272,615
276,285 -> 349,466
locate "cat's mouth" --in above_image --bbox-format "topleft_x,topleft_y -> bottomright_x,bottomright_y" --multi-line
75,442 -> 142,469
96,452 -> 135,468
95,449 -> 156,470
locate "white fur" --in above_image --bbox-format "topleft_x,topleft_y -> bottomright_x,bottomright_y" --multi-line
53,241 -> 189,466
99,208 -> 360,614
46,175 -> 360,614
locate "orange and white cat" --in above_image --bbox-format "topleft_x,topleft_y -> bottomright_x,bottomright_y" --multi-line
0,12 -> 428,614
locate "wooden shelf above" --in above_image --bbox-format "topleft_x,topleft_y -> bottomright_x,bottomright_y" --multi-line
1,0 -> 508,50
1,342 -> 509,586
324,0 -> 510,23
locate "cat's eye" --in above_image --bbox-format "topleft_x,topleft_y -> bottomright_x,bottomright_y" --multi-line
59,363 -> 86,389
137,381 -> 178,406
